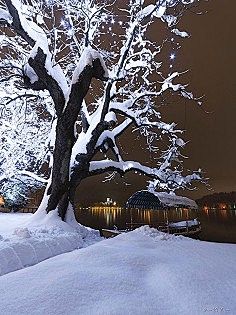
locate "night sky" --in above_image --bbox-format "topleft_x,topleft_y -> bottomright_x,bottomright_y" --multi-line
75,0 -> 236,206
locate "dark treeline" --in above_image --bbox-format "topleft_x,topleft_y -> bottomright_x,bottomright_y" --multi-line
196,192 -> 236,207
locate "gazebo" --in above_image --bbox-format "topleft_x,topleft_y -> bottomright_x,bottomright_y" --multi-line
125,190 -> 198,210
101,191 -> 201,238
124,190 -> 200,236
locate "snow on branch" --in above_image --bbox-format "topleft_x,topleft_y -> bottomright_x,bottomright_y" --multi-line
64,47 -> 108,116
89,160 -> 157,178
3,0 -> 68,115
18,170 -> 48,184
0,0 -> 205,214
0,8 -> 12,24
89,158 -> 202,192
71,47 -> 108,85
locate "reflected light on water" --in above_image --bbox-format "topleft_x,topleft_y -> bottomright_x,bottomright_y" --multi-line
220,210 -> 228,218
74,207 -> 236,243
89,207 -> 124,226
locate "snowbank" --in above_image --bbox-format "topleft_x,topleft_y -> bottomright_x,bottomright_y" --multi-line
0,213 -> 101,276
0,224 -> 235,315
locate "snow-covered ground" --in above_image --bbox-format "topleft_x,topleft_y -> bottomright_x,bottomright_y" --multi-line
0,214 -> 235,315
0,212 -> 101,276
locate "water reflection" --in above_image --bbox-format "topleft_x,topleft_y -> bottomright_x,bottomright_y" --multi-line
75,207 -> 198,229
74,207 -> 236,243
88,207 -> 124,226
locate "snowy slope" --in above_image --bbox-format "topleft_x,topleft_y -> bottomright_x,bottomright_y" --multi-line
0,225 -> 235,315
0,213 -> 101,276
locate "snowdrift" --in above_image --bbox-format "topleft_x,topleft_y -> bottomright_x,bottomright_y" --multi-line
0,224 -> 235,315
0,213 -> 101,276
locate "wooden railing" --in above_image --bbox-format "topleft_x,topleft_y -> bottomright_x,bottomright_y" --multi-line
19,207 -> 38,213
0,206 -> 10,213
0,207 -> 38,213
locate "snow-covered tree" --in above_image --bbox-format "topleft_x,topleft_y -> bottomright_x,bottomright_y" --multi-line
0,0 -> 203,221
0,86 -> 51,207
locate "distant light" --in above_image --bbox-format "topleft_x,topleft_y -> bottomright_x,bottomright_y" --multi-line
170,53 -> 176,60
169,64 -> 173,68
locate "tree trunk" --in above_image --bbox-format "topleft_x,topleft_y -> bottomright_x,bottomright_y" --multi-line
46,118 -> 74,218
43,57 -> 108,220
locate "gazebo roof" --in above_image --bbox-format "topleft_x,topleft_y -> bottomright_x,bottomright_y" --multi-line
125,190 -> 198,210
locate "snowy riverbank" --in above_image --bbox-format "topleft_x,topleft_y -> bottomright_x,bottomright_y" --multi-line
0,213 -> 235,315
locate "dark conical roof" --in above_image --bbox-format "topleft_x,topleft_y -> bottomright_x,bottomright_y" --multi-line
125,190 -> 165,210
125,190 -> 198,210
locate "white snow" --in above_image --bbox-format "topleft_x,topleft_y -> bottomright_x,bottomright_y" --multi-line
89,159 -> 155,175
171,28 -> 190,38
12,0 -> 68,96
70,102 -> 107,160
72,47 -> 108,85
0,8 -> 12,24
169,218 -> 199,227
154,4 -> 166,18
0,1 -> 235,312
24,62 -> 39,84
154,191 -> 198,208
18,170 -> 48,184
0,213 -> 31,234
0,212 -> 101,276
137,5 -> 155,19
104,111 -> 117,124
0,222 -> 235,315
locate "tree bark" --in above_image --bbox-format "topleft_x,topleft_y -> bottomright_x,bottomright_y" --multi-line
45,59 -> 108,219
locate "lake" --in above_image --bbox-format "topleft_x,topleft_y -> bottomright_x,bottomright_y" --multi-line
75,207 -> 236,244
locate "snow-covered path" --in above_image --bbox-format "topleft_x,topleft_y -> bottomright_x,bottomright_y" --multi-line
0,226 -> 235,315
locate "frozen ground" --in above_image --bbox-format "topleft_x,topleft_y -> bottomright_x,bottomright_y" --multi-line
0,212 -> 101,276
0,214 -> 235,315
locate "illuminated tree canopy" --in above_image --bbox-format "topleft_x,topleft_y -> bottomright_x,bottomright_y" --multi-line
0,0 -> 203,220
